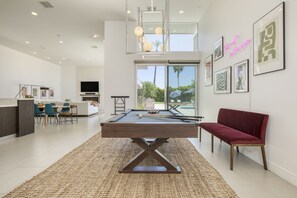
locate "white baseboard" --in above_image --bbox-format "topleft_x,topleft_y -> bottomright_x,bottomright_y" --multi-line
267,161 -> 297,187
242,149 -> 297,187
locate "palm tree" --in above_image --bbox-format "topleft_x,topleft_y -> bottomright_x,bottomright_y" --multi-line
173,66 -> 184,88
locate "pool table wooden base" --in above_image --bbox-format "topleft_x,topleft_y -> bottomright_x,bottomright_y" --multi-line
120,138 -> 181,174
120,166 -> 181,174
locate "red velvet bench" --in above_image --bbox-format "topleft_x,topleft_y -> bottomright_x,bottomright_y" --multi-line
199,108 -> 269,170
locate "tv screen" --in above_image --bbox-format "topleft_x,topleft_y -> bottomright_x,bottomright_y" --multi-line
81,81 -> 99,92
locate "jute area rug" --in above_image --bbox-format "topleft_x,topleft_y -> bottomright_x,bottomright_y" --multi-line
5,133 -> 237,198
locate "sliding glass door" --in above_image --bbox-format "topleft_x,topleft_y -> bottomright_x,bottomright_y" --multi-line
136,64 -> 197,115
136,65 -> 166,110
167,65 -> 196,116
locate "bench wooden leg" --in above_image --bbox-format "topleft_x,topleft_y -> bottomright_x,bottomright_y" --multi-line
236,146 -> 239,153
230,145 -> 234,170
261,145 -> 268,170
199,127 -> 202,142
211,135 -> 214,153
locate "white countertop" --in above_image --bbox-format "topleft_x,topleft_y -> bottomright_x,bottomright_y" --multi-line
0,105 -> 17,107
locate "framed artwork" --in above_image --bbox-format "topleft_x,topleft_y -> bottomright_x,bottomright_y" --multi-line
234,60 -> 249,93
41,89 -> 48,99
214,67 -> 231,94
253,2 -> 285,75
19,84 -> 31,98
49,88 -> 55,99
214,37 -> 224,61
31,86 -> 40,99
204,55 -> 213,86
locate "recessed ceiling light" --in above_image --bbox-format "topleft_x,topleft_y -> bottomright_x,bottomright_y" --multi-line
179,10 -> 184,14
127,10 -> 131,14
25,41 -> 30,44
46,57 -> 50,60
59,40 -> 64,44
31,12 -> 38,16
33,52 -> 37,55
91,34 -> 99,38
62,57 -> 66,60
59,61 -> 62,64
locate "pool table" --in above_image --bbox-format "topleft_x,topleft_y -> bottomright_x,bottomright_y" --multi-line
101,109 -> 200,173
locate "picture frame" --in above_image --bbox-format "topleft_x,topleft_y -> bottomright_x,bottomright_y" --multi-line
214,66 -> 231,94
31,86 -> 40,99
234,60 -> 249,93
49,88 -> 55,99
19,84 -> 31,98
214,37 -> 224,61
204,55 -> 213,86
40,89 -> 48,99
253,2 -> 285,75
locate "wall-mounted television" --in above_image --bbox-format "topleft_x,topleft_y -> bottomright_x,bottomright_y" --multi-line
81,81 -> 99,92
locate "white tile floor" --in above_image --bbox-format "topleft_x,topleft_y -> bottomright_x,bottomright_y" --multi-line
0,115 -> 297,197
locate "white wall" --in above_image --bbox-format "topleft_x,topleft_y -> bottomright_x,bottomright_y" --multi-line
60,66 -> 76,101
198,0 -> 297,186
104,21 -> 200,117
0,45 -> 61,99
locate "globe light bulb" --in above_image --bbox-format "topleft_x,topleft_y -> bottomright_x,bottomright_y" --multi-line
134,26 -> 144,37
155,27 -> 163,35
143,42 -> 153,52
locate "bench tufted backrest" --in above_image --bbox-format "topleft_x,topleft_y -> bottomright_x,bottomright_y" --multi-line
217,108 -> 269,143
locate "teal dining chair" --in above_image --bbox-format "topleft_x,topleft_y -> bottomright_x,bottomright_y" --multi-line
59,103 -> 73,123
45,104 -> 59,124
34,104 -> 45,124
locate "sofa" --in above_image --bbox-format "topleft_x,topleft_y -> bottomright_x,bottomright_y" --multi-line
199,108 -> 269,170
69,101 -> 98,116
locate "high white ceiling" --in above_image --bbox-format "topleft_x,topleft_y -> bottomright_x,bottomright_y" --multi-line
0,0 -> 210,67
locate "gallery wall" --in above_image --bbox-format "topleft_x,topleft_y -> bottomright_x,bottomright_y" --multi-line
0,45 -> 61,99
198,0 -> 297,186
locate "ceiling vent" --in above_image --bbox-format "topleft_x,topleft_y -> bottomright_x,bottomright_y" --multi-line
39,1 -> 54,8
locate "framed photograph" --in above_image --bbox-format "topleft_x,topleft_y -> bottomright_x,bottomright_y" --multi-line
234,60 -> 249,93
31,86 -> 40,99
214,37 -> 224,61
253,2 -> 285,75
204,55 -> 213,86
214,67 -> 231,94
49,88 -> 55,99
40,89 -> 48,99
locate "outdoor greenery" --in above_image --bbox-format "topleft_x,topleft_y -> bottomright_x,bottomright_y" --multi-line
138,80 -> 195,103
137,66 -> 195,109
173,66 -> 184,88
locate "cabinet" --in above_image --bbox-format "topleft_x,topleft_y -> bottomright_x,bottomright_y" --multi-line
0,107 -> 17,137
0,100 -> 34,138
